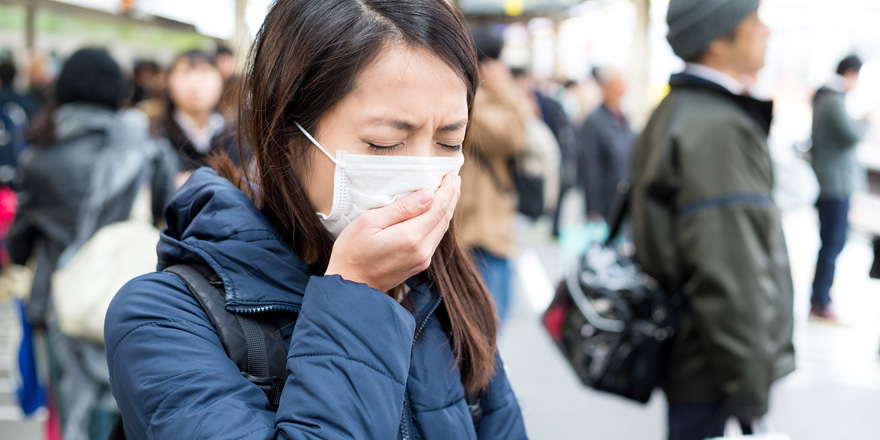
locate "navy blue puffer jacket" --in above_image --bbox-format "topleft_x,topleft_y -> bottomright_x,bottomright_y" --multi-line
105,168 -> 528,440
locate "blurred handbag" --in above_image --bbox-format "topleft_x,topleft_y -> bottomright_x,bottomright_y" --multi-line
541,194 -> 682,404
52,187 -> 158,344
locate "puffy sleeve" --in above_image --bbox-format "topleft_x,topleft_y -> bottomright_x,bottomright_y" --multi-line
105,272 -> 416,440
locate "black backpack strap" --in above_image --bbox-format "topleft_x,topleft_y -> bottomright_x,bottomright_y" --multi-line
165,264 -> 286,409
465,393 -> 483,431
604,187 -> 631,246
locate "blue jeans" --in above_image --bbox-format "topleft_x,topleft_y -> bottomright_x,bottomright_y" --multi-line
667,402 -> 752,440
812,198 -> 850,309
471,248 -> 512,323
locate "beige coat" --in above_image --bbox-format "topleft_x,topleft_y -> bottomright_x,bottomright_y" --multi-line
456,87 -> 527,258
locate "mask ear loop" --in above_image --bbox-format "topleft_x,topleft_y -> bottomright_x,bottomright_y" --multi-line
295,122 -> 347,169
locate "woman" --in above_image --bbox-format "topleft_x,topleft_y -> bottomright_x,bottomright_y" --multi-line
105,1 -> 528,439
9,47 -> 176,440
154,50 -> 240,175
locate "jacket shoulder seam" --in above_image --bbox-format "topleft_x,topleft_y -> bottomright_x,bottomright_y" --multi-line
109,314 -> 220,367
151,370 -> 214,420
411,396 -> 464,414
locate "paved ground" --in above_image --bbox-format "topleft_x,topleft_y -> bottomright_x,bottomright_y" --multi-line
1,205 -> 877,440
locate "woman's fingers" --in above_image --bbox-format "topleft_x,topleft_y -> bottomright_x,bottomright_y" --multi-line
419,174 -> 461,250
326,173 -> 461,292
364,188 -> 435,230
393,174 -> 460,234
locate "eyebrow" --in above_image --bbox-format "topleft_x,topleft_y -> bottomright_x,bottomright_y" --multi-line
367,117 -> 468,132
438,119 -> 469,132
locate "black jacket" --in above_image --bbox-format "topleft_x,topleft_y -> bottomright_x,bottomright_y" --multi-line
577,104 -> 634,220
156,115 -> 241,172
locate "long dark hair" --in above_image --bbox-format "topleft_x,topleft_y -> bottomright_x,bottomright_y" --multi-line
214,0 -> 497,393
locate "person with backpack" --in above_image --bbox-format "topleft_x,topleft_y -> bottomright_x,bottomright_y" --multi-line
104,1 -> 528,439
630,1 -> 795,439
7,47 -> 177,440
456,28 -> 529,324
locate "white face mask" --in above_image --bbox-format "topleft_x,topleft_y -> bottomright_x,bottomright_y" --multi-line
296,122 -> 464,239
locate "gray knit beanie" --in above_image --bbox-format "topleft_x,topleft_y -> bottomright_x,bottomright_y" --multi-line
667,0 -> 760,61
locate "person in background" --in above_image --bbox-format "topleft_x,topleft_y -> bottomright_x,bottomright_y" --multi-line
214,45 -> 237,82
808,55 -> 872,322
0,57 -> 38,122
511,68 -> 562,221
630,1 -> 795,439
214,45 -> 243,124
154,50 -> 239,179
130,59 -> 161,105
524,76 -> 579,239
578,66 -> 634,223
8,47 -> 176,440
24,52 -> 53,116
457,28 -> 527,323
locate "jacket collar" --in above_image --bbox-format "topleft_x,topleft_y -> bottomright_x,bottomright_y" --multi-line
53,103 -> 117,142
158,168 -> 440,318
670,73 -> 774,135
158,168 -> 310,312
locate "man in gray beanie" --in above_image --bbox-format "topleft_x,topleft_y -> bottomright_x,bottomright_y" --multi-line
630,2 -> 795,439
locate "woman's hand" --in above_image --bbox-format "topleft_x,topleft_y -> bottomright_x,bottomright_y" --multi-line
325,173 -> 461,293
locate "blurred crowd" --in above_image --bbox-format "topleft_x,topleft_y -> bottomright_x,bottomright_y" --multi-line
0,44 -> 247,439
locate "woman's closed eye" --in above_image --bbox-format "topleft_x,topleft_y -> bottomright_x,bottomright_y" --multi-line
366,142 -> 404,154
366,142 -> 463,154
438,142 -> 463,152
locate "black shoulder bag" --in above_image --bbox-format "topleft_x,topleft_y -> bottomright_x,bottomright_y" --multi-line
541,193 -> 683,404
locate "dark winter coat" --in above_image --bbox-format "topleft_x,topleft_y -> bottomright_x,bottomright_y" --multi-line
810,86 -> 870,199
578,104 -> 635,221
8,103 -> 176,325
104,168 -> 528,440
156,116 -> 241,172
630,73 -> 795,419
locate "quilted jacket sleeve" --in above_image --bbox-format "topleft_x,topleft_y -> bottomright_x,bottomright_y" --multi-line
105,273 -> 416,440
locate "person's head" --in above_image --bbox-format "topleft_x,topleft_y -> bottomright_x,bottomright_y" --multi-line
470,26 -> 510,91
27,52 -> 49,88
0,61 -> 15,88
592,66 -> 626,107
667,0 -> 769,79
510,67 -> 532,92
166,50 -> 223,118
214,45 -> 236,80
55,48 -> 126,109
133,59 -> 160,84
836,55 -> 863,92
220,0 -> 495,392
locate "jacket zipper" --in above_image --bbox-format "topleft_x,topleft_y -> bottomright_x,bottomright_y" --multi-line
399,396 -> 411,440
230,304 -> 301,315
399,295 -> 443,440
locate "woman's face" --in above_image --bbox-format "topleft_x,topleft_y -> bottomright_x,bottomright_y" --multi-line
168,59 -> 223,116
305,43 -> 469,215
